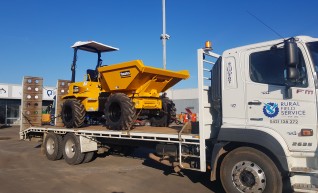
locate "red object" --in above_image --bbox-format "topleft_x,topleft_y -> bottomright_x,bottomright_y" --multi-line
185,108 -> 197,122
185,108 -> 193,115
183,114 -> 189,123
191,113 -> 197,122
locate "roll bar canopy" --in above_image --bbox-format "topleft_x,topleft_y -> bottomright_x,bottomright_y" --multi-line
71,41 -> 119,82
72,41 -> 119,53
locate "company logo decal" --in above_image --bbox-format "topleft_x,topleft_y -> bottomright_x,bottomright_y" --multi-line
120,70 -> 131,78
263,102 -> 279,118
47,90 -> 54,97
226,62 -> 232,84
296,89 -> 313,95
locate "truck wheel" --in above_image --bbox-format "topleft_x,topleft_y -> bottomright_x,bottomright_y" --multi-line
150,97 -> 176,127
220,147 -> 282,193
62,133 -> 85,165
83,151 -> 95,163
44,133 -> 63,161
104,93 -> 136,130
62,99 -> 86,128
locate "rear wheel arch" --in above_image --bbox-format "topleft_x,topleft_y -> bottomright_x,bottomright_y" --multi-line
210,141 -> 288,183
225,142 -> 288,175
210,128 -> 290,184
216,128 -> 289,173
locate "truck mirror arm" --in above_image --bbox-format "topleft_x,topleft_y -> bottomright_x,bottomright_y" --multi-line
284,84 -> 292,99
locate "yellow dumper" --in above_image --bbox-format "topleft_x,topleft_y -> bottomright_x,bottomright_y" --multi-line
61,41 -> 189,130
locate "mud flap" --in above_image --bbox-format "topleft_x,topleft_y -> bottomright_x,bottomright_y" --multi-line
79,136 -> 97,153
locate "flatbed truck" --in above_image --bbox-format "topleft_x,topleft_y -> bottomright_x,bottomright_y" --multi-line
20,36 -> 318,193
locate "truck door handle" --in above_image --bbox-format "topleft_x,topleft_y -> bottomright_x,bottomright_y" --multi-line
248,101 -> 262,105
250,118 -> 263,121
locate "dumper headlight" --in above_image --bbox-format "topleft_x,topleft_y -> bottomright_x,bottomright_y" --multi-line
73,86 -> 79,93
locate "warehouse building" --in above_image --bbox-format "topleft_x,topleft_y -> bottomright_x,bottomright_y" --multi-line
0,83 -> 198,125
0,83 -> 55,125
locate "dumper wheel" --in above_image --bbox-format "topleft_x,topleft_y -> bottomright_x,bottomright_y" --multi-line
104,93 -> 136,130
62,99 -> 86,128
44,132 -> 63,161
150,98 -> 176,127
169,100 -> 177,124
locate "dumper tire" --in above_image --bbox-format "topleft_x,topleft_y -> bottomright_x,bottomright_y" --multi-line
62,133 -> 85,165
44,133 -> 63,161
62,99 -> 86,128
220,147 -> 282,193
104,93 -> 136,130
169,100 -> 177,124
150,98 -> 176,127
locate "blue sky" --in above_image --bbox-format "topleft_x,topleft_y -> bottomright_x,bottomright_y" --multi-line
0,0 -> 318,88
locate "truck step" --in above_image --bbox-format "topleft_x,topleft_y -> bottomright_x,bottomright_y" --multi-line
291,167 -> 318,175
293,183 -> 318,192
185,168 -> 201,172
181,154 -> 200,158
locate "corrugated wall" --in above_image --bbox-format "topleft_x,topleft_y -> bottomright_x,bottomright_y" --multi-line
165,88 -> 199,115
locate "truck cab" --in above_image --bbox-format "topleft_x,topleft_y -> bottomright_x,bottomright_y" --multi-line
202,36 -> 318,192
220,36 -> 318,150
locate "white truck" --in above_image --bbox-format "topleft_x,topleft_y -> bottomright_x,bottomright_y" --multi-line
20,36 -> 318,193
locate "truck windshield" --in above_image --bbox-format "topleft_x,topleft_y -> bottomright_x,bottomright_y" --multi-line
307,42 -> 318,72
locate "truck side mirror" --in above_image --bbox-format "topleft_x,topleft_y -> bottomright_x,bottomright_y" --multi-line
287,67 -> 300,80
284,39 -> 300,99
285,39 -> 300,82
285,39 -> 299,68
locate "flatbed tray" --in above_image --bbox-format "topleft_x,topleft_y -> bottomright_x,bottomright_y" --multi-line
78,125 -> 184,133
20,124 -> 200,145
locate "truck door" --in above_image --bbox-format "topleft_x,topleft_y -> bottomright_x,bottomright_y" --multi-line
244,44 -> 317,152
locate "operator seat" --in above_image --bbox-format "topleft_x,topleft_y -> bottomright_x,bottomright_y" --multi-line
87,69 -> 98,82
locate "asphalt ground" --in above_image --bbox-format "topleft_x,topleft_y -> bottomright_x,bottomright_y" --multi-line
0,126 -> 224,193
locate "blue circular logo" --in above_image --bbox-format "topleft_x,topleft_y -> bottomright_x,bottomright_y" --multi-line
263,102 -> 279,118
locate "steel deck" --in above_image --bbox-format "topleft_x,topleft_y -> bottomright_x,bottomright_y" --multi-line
20,125 -> 200,145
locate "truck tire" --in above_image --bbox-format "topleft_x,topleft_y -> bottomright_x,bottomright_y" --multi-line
62,133 -> 85,165
220,147 -> 282,193
44,133 -> 63,161
83,151 -> 95,163
62,99 -> 86,128
104,93 -> 136,130
150,97 -> 176,127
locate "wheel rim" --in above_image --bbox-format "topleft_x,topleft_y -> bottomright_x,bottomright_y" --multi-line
64,104 -> 73,122
231,161 -> 266,193
46,137 -> 55,155
109,102 -> 121,122
65,139 -> 76,158
154,110 -> 165,119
